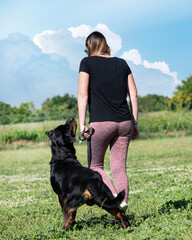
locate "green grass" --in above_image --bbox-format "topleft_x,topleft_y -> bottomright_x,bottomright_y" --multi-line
0,137 -> 192,239
0,120 -> 65,144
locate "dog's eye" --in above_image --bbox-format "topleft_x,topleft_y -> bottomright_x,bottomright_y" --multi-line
66,125 -> 69,129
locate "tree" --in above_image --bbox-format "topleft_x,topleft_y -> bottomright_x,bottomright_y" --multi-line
41,94 -> 77,113
168,75 -> 192,110
0,102 -> 13,115
138,94 -> 169,112
17,102 -> 35,115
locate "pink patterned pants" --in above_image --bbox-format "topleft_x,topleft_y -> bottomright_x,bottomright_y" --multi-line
89,120 -> 133,202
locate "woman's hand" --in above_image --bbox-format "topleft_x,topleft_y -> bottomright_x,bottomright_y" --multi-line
80,124 -> 90,139
80,124 -> 88,132
131,124 -> 139,140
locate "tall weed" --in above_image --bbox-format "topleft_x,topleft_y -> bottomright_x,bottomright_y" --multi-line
139,111 -> 192,133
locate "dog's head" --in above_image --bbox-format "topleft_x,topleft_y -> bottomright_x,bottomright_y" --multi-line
45,117 -> 77,147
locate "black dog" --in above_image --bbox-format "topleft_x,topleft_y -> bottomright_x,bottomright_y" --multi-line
46,117 -> 129,230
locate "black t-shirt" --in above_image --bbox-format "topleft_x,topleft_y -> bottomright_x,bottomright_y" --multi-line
79,56 -> 132,123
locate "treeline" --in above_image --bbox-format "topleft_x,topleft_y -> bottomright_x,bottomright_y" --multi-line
0,75 -> 192,124
138,75 -> 192,112
0,94 -> 78,124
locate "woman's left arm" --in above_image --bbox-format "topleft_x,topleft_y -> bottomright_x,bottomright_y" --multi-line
127,74 -> 139,140
78,72 -> 89,132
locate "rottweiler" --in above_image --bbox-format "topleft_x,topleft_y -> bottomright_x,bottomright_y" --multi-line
45,117 -> 129,230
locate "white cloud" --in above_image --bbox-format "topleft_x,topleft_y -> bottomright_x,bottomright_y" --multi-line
121,49 -> 142,65
33,30 -> 68,55
68,23 -> 122,55
0,33 -> 77,107
68,24 -> 91,38
121,49 -> 180,86
33,24 -> 122,69
143,60 -> 179,85
33,29 -> 84,71
129,62 -> 176,97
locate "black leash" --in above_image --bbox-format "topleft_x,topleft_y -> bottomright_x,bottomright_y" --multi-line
78,127 -> 95,168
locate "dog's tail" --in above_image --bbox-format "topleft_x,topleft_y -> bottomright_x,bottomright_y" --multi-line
87,181 -> 125,210
102,190 -> 125,209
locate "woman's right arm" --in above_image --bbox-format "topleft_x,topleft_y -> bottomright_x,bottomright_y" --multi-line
127,74 -> 139,140
78,72 -> 89,132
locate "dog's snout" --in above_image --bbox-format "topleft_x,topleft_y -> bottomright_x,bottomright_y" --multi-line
65,117 -> 75,124
72,119 -> 77,136
65,117 -> 77,136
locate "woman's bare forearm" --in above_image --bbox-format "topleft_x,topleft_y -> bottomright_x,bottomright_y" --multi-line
78,72 -> 89,130
127,74 -> 138,123
130,95 -> 138,123
78,94 -> 88,127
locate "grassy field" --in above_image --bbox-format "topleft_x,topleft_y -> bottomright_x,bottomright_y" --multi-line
0,137 -> 192,239
1,111 -> 192,146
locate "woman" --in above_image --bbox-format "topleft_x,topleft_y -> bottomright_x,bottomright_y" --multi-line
78,31 -> 139,211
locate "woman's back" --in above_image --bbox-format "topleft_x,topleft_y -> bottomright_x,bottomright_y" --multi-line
79,56 -> 132,122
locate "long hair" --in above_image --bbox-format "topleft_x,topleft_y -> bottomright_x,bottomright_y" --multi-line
85,31 -> 111,57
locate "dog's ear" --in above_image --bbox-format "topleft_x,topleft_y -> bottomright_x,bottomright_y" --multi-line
46,128 -> 64,148
45,130 -> 53,139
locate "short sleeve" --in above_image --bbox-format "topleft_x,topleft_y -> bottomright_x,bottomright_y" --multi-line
79,57 -> 90,74
127,64 -> 132,76
125,60 -> 132,76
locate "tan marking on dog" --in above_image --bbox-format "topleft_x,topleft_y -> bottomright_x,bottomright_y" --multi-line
108,210 -> 127,229
71,119 -> 77,136
60,197 -> 67,210
63,207 -> 72,230
83,189 -> 93,199
116,212 -> 127,229
63,207 -> 77,230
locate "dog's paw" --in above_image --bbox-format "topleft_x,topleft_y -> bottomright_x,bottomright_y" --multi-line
63,225 -> 69,231
120,211 -> 130,228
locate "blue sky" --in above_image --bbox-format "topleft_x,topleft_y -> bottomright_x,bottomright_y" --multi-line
0,0 -> 192,108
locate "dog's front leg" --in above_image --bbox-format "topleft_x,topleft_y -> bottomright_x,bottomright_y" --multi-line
108,210 -> 130,229
116,211 -> 130,229
63,206 -> 76,230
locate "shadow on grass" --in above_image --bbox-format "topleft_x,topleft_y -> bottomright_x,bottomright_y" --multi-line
73,214 -> 108,229
74,214 -> 123,229
70,213 -> 134,232
130,198 -> 192,227
62,198 -> 191,231
159,198 -> 192,214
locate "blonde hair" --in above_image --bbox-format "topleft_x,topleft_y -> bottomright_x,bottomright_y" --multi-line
85,31 -> 111,57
